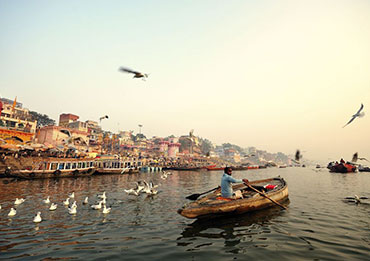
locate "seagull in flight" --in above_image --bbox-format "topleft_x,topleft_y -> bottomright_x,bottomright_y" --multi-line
343,103 -> 364,128
119,66 -> 149,81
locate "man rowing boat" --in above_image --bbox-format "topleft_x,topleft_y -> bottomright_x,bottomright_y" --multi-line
221,167 -> 249,199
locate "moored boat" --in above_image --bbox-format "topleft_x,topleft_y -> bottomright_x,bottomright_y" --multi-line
206,165 -> 224,171
178,177 -> 288,219
94,155 -> 141,175
9,157 -> 96,179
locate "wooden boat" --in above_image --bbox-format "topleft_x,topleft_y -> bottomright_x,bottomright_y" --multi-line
164,166 -> 202,171
9,157 -> 96,179
178,177 -> 288,219
206,166 -> 224,171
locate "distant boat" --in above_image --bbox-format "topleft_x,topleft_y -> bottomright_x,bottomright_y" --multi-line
358,165 -> 370,172
329,162 -> 356,173
206,166 -> 224,171
164,166 -> 201,171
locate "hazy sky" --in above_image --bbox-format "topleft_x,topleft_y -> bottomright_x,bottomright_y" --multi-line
1,0 -> 369,162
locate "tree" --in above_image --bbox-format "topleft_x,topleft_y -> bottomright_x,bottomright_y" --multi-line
199,138 -> 213,155
29,111 -> 55,127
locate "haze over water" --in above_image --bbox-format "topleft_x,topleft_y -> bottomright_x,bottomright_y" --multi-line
0,168 -> 369,260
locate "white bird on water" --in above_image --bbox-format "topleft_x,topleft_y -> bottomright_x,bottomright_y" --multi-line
91,201 -> 103,210
43,196 -> 50,204
14,198 -> 25,205
68,205 -> 77,215
33,212 -> 42,223
83,197 -> 89,204
102,205 -> 111,214
124,188 -> 139,196
49,203 -> 58,211
71,201 -> 77,209
98,192 -> 107,200
8,208 -> 16,217
68,192 -> 75,198
343,103 -> 365,128
63,198 -> 70,206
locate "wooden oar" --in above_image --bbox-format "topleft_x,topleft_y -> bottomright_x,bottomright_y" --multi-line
244,182 -> 287,210
186,186 -> 220,200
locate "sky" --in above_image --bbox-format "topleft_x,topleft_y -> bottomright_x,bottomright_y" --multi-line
1,0 -> 370,163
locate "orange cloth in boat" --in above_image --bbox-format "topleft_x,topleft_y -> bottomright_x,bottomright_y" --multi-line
216,196 -> 235,201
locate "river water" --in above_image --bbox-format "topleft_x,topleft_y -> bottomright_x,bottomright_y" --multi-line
0,167 -> 369,260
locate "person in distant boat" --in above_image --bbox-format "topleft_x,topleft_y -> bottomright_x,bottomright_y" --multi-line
340,158 -> 345,164
221,167 -> 249,199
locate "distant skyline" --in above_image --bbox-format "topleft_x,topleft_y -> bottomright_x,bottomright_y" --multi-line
1,0 -> 370,163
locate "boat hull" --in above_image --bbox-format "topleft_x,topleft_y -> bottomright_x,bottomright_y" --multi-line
178,177 -> 288,219
5,157 -> 96,179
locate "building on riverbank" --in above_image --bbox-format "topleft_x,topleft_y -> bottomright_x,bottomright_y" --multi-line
0,98 -> 37,143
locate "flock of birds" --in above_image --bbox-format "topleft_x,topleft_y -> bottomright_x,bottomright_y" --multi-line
123,171 -> 171,196
0,172 -> 170,223
1,191 -> 112,223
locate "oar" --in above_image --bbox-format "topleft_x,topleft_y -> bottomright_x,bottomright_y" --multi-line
186,186 -> 220,200
244,182 -> 287,210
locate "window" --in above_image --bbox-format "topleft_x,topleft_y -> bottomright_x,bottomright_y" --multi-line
51,163 -> 58,170
72,163 -> 77,169
58,163 -> 65,170
66,163 -> 71,169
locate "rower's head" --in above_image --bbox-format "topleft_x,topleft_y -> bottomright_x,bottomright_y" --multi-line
224,167 -> 233,175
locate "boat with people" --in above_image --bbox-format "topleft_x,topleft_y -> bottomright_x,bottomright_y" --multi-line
6,157 -> 96,179
328,161 -> 356,173
178,177 -> 288,219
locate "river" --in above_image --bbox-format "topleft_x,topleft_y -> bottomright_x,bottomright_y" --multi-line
0,167 -> 369,260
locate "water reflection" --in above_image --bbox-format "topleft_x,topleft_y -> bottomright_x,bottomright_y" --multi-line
178,205 -> 285,248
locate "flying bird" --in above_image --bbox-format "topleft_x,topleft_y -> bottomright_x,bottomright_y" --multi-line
119,66 -> 149,81
352,152 -> 369,162
343,103 -> 365,128
295,150 -> 302,162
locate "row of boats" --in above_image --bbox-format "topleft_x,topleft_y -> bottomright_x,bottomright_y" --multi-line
1,156 -> 141,179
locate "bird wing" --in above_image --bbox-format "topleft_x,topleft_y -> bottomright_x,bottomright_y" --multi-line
343,116 -> 356,128
358,157 -> 369,162
352,152 -> 358,162
356,103 -> 364,114
119,66 -> 140,75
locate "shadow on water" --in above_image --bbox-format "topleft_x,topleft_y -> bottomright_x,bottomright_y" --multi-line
178,200 -> 289,246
